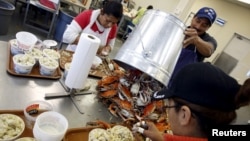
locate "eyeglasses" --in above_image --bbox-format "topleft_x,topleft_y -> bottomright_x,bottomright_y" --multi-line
164,105 -> 179,109
163,99 -> 180,109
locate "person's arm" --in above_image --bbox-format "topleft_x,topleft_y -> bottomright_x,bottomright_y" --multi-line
62,20 -> 82,44
62,10 -> 91,44
183,28 -> 216,57
97,24 -> 117,56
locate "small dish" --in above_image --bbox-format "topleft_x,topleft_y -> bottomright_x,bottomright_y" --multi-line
43,40 -> 57,48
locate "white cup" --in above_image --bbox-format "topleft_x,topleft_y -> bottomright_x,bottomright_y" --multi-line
33,111 -> 68,141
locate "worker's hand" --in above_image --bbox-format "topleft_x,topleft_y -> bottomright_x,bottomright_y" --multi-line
72,35 -> 80,45
132,121 -> 164,141
183,28 -> 199,48
97,45 -> 111,56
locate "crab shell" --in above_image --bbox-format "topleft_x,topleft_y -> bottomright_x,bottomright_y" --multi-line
98,76 -> 119,86
118,84 -> 133,102
111,97 -> 132,111
135,91 -> 151,106
99,89 -> 118,98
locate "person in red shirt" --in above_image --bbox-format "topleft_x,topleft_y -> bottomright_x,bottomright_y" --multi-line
63,1 -> 123,56
133,62 -> 250,141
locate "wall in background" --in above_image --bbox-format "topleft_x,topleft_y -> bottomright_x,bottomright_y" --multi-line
84,0 -> 250,82
186,0 -> 250,62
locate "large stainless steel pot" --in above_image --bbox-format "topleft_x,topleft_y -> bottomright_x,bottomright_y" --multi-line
114,10 -> 186,86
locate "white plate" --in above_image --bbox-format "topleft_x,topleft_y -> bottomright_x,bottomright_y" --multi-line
43,40 -> 57,48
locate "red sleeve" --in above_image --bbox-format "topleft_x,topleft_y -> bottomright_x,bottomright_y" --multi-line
74,10 -> 92,29
107,24 -> 118,44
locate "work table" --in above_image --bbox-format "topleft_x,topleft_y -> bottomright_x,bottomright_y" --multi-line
0,41 -> 121,128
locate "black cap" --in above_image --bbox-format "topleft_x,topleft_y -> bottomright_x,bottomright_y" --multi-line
155,62 -> 240,111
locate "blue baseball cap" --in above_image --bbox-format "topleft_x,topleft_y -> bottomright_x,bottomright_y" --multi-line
196,7 -> 217,25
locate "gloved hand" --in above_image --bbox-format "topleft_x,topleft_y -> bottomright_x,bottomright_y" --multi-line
132,121 -> 164,141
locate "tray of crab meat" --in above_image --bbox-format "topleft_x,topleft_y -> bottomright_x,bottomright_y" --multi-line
63,120 -> 141,141
96,67 -> 171,134
59,50 -> 117,78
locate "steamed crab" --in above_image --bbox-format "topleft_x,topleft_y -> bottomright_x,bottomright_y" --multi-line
96,64 -> 170,132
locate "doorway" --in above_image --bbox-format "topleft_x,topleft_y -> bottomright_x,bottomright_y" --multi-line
213,33 -> 250,84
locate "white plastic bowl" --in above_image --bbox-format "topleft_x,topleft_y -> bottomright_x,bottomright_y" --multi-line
10,39 -> 24,55
39,57 -> 59,76
16,31 -> 37,51
91,56 -> 102,69
0,114 -> 25,141
25,47 -> 43,63
43,39 -> 58,48
43,48 -> 60,61
33,111 -> 68,141
23,100 -> 53,129
12,54 -> 36,74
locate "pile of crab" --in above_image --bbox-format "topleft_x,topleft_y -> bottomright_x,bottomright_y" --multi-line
96,61 -> 170,133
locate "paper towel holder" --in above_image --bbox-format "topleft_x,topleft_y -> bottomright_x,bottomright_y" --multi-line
44,78 -> 96,114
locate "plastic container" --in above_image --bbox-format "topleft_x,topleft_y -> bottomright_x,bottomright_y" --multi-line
12,54 -> 36,74
16,31 -> 38,51
23,100 -> 53,129
0,0 -> 15,35
25,47 -> 43,64
91,56 -> 102,69
39,57 -> 59,76
43,39 -> 58,48
43,48 -> 60,61
33,111 -> 68,141
54,8 -> 77,42
10,39 -> 23,55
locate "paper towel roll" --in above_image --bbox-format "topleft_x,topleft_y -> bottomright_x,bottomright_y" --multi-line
65,33 -> 100,89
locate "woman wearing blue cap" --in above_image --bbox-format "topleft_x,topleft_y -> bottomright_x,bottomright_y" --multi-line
133,62 -> 250,141
169,7 -> 218,87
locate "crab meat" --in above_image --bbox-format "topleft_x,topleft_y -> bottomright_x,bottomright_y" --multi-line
142,102 -> 156,119
135,91 -> 151,106
118,109 -> 135,121
119,77 -> 130,87
130,82 -> 140,95
118,84 -> 133,102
